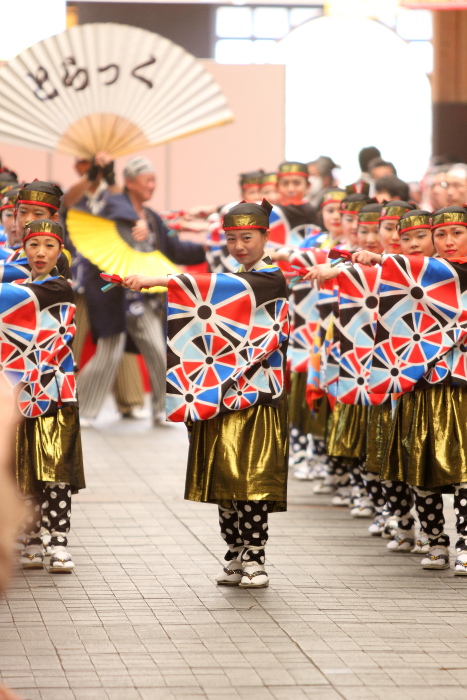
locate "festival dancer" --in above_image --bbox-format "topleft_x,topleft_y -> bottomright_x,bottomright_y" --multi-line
351,201 -> 417,541
382,209 -> 434,553
380,205 -> 467,574
276,161 -> 317,231
300,203 -> 386,514
239,171 -> 264,203
124,199 -> 289,589
2,219 -> 84,572
259,172 -> 281,204
287,188 -> 347,486
12,181 -> 72,279
339,187 -> 372,250
0,186 -> 21,253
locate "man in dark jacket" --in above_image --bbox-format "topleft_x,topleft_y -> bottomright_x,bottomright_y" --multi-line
78,156 -> 206,425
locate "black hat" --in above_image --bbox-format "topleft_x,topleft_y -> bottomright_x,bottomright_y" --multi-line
223,199 -> 273,231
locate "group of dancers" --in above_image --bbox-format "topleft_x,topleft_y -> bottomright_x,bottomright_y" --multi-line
181,154 -> 467,584
2,149 -> 467,587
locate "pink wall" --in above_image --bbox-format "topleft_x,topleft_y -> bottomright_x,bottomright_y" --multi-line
0,62 -> 285,213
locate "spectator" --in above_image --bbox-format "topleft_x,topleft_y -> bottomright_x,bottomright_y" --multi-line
444,163 -> 467,207
358,146 -> 381,176
425,164 -> 450,210
374,176 -> 410,203
368,157 -> 397,181
307,155 -> 340,206
77,156 -> 206,425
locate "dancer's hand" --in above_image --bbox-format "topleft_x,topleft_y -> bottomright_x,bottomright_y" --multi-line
123,274 -> 168,291
269,248 -> 290,262
302,263 -> 340,286
352,250 -> 382,266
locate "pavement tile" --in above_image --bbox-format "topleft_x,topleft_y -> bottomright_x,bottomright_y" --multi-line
0,418 -> 466,698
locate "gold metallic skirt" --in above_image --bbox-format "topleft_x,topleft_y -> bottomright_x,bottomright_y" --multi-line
16,406 -> 85,497
383,385 -> 467,490
289,371 -> 313,434
366,401 -> 392,475
185,396 -> 289,512
326,403 -> 368,459
288,371 -> 327,439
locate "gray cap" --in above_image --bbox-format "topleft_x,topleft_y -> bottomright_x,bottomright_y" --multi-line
123,156 -> 155,179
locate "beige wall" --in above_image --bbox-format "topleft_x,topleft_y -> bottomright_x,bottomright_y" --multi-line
0,61 -> 285,213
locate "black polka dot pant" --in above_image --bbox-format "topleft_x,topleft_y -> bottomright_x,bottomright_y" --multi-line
363,472 -> 386,513
41,482 -> 72,547
348,458 -> 364,488
327,456 -> 350,487
24,483 -> 72,548
290,426 -> 309,457
381,480 -> 414,530
219,500 -> 268,565
412,487 -> 448,547
415,484 -> 467,551
313,438 -> 326,457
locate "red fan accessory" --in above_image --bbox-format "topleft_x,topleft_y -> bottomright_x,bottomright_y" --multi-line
100,272 -> 124,292
329,248 -> 353,267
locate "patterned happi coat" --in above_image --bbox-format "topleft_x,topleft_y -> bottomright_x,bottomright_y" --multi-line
368,255 -> 467,394
289,247 -> 328,373
334,264 -> 388,406
166,258 -> 289,422
0,259 -> 77,417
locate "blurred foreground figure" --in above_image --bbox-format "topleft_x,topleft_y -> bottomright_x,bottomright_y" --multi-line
0,380 -> 25,700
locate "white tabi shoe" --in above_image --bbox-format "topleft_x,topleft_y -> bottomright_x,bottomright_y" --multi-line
412,531 -> 430,555
310,462 -> 327,480
350,497 -> 374,518
48,546 -> 75,573
387,529 -> 415,552
331,487 -> 352,507
454,552 -> 467,576
41,530 -> 52,556
292,462 -> 315,480
289,449 -> 307,468
215,558 -> 243,586
421,545 -> 450,570
239,563 -> 269,589
19,544 -> 44,569
313,475 -> 336,495
368,514 -> 386,536
381,516 -> 399,539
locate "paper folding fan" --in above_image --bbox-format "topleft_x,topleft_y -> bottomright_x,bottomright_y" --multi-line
67,209 -> 179,292
0,23 -> 233,158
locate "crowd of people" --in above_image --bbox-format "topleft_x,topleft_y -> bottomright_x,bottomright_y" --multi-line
1,144 -> 467,600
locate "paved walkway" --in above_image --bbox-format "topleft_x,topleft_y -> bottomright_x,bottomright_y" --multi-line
2,412 -> 467,700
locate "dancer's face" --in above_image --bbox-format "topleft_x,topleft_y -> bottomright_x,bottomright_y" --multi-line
433,224 -> 467,259
225,228 -> 269,270
24,236 -> 63,279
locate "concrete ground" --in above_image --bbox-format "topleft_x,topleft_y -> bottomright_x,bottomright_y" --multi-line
1,411 -> 467,700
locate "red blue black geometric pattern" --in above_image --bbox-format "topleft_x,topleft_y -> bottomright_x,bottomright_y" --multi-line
369,255 -> 467,393
0,263 -> 77,416
166,266 -> 289,422
336,265 -> 388,405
